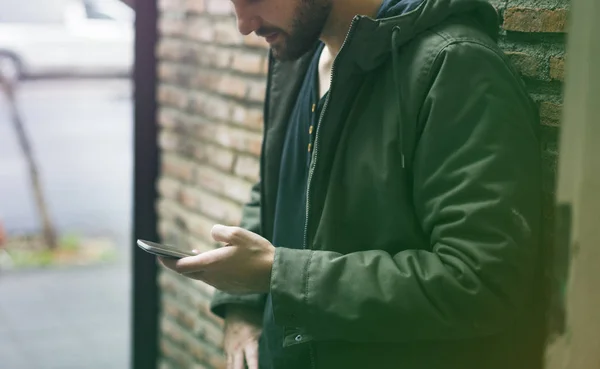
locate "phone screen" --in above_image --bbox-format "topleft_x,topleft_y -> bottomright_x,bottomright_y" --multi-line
136,239 -> 196,259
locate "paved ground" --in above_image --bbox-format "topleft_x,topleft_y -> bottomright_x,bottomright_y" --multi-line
0,78 -> 133,368
0,264 -> 130,369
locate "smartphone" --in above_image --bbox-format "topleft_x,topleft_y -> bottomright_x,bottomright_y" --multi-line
136,239 -> 196,259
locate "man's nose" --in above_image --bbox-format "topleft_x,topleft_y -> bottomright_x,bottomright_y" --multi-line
232,2 -> 260,36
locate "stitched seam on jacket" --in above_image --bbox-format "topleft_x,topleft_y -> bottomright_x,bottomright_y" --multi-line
303,251 -> 314,316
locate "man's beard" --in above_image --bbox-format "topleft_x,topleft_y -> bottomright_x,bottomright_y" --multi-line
259,0 -> 332,61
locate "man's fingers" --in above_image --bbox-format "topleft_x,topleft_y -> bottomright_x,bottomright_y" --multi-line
233,351 -> 245,369
244,340 -> 259,369
173,247 -> 234,274
158,257 -> 178,270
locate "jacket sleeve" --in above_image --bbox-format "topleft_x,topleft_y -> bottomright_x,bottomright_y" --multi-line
270,42 -> 542,342
210,180 -> 267,319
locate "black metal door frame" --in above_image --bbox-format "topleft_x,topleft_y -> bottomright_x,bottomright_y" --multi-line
131,0 -> 160,368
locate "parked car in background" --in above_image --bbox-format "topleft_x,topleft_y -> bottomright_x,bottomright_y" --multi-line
0,0 -> 134,83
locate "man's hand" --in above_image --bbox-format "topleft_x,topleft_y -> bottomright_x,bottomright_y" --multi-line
224,305 -> 263,369
159,225 -> 275,294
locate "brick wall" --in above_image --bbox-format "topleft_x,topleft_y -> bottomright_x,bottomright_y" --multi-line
493,0 -> 568,337
154,0 -> 567,368
155,0 -> 267,367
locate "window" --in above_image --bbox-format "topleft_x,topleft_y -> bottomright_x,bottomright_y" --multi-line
0,0 -> 69,23
83,0 -> 134,22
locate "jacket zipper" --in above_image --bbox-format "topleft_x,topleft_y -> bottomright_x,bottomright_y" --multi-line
302,15 -> 362,369
303,15 -> 362,251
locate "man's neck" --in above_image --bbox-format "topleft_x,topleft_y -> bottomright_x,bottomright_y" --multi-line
320,0 -> 384,59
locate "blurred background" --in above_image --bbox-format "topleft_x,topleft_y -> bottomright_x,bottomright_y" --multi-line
0,0 -> 135,368
0,0 -> 598,369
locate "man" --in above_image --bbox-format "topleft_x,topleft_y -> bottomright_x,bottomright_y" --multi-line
160,0 -> 544,368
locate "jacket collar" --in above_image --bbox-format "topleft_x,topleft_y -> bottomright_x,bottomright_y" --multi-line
341,0 -> 499,72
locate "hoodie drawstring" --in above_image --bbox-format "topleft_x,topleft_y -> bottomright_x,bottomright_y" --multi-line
391,26 -> 406,169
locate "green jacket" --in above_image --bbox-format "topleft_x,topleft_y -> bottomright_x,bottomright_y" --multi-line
211,0 -> 544,368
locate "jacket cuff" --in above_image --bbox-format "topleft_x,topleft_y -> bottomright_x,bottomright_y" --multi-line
209,290 -> 267,320
271,247 -> 314,327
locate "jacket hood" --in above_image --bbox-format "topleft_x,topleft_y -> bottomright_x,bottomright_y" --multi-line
348,0 -> 499,71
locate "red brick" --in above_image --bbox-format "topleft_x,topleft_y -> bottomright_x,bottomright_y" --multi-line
231,52 -> 264,75
199,320 -> 225,348
550,56 -> 565,81
181,186 -> 242,224
192,144 -> 207,163
187,212 -> 217,240
173,303 -> 200,329
159,0 -> 184,11
230,105 -> 248,127
194,123 -> 217,143
156,200 -> 186,226
206,144 -> 236,172
156,38 -> 186,62
187,18 -> 215,43
185,0 -> 205,14
207,352 -> 227,369
171,284 -> 197,309
161,154 -> 196,182
262,57 -> 270,74
188,45 -> 232,69
186,334 -> 213,364
231,105 -> 264,131
213,48 -> 233,69
189,70 -> 222,90
159,63 -> 194,86
203,46 -> 233,69
186,43 -> 210,67
540,101 -> 562,126
180,186 -> 200,209
159,16 -> 185,37
158,85 -> 189,110
503,8 -> 568,33
159,324 -> 195,367
161,315 -> 184,344
234,155 -> 260,182
217,75 -> 247,99
196,143 -> 236,172
190,93 -> 231,121
214,21 -> 243,45
158,108 -> 180,129
191,279 -> 218,301
247,79 -> 266,102
157,219 -> 172,241
197,125 -> 263,156
159,360 -> 174,369
158,129 -> 180,152
190,363 -> 210,369
159,339 -> 178,361
505,51 -> 541,79
158,268 -> 180,295
195,166 -> 253,203
158,177 -> 182,201
205,0 -> 233,15
158,62 -> 177,84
